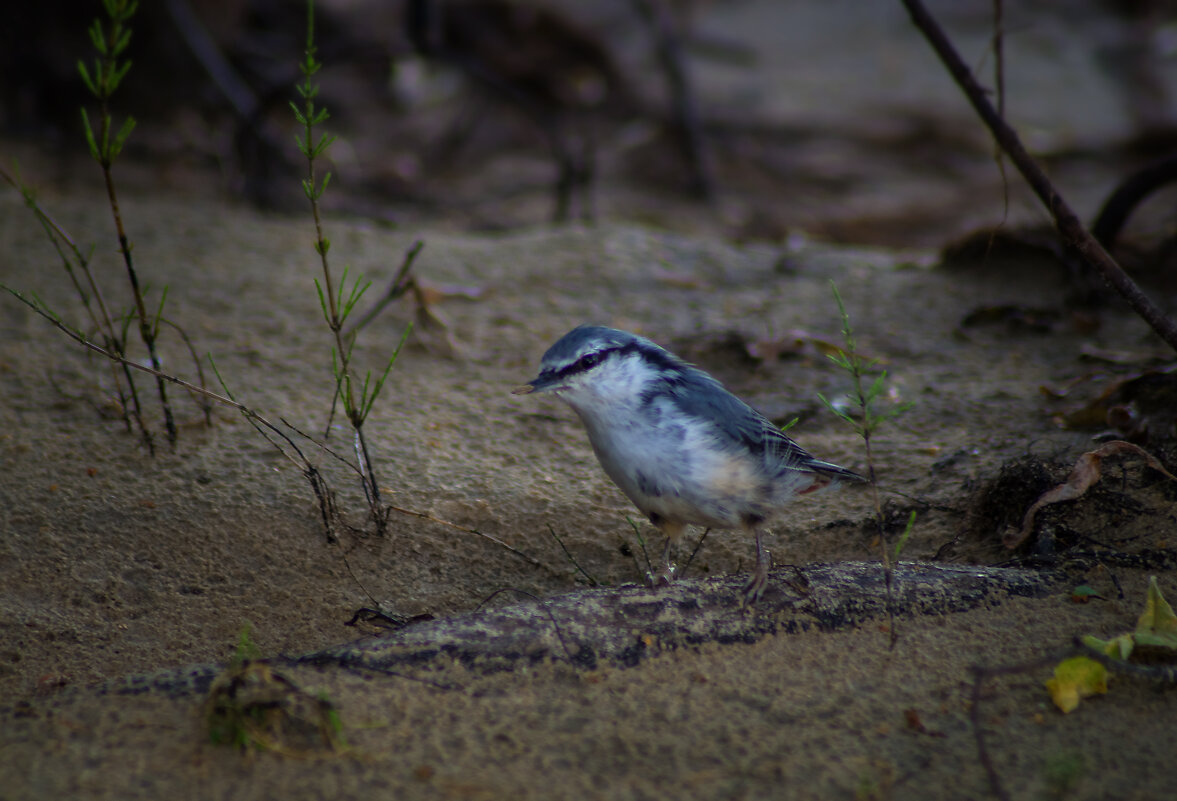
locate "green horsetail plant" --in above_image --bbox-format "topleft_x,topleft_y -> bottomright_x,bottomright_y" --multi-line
291,0 -> 411,534
79,0 -> 178,446
2,0 -> 212,452
819,281 -> 914,645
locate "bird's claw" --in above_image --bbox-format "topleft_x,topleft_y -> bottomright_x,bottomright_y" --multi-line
741,558 -> 769,608
646,562 -> 677,588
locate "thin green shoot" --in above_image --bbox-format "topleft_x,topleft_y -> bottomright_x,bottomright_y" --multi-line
893,510 -> 916,563
625,515 -> 654,578
151,285 -> 169,338
231,622 -> 262,668
818,279 -> 914,645
547,524 -> 599,586
818,283 -> 913,445
358,322 -> 412,422
78,0 -> 138,168
292,0 -> 411,534
79,0 -> 178,445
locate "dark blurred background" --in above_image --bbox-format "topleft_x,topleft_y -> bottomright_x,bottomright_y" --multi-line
3,0 -> 1176,252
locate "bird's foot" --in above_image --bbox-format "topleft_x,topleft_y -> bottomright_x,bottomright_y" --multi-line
646,562 -> 677,588
741,560 -> 769,608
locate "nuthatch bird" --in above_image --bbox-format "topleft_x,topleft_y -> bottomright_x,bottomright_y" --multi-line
514,325 -> 865,603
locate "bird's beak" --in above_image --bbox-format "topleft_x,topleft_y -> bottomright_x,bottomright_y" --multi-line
513,372 -> 562,395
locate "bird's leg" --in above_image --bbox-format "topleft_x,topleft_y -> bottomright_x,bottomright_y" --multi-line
647,520 -> 683,587
742,527 -> 770,606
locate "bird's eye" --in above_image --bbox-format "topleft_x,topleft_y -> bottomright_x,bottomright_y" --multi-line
577,351 -> 604,372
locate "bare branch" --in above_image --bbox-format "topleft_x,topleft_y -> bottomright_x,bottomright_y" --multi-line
901,0 -> 1177,353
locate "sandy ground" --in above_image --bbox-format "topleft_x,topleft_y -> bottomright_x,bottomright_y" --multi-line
3,185 -> 1176,800
3,0 -> 1177,799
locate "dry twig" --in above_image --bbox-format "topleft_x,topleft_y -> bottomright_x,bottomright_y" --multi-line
901,0 -> 1177,353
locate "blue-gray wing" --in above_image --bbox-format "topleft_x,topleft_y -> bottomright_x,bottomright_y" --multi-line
760,422 -> 864,482
668,365 -> 863,482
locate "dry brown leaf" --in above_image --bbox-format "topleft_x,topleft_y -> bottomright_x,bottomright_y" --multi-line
1005,441 -> 1177,548
1057,368 -> 1177,438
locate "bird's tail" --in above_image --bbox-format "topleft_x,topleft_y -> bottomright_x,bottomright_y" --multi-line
803,459 -> 867,492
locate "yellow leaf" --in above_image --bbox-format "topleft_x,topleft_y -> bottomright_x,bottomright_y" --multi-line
1134,576 -> 1177,649
1082,633 -> 1134,661
1046,657 -> 1108,713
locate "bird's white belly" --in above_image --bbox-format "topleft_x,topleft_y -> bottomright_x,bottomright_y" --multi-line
584,414 -> 766,529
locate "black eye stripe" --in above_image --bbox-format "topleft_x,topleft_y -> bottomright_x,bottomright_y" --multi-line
551,345 -> 622,381
545,340 -> 675,383
557,349 -> 607,379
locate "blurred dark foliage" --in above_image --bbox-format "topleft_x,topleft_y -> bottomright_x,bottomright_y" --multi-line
1,0 -> 391,205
